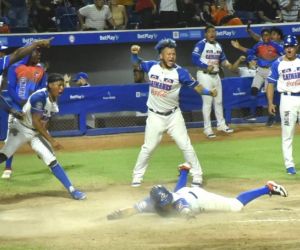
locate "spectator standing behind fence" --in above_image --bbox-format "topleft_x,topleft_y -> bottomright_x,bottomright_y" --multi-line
130,38 -> 217,187
134,0 -> 156,29
278,0 -> 300,22
192,25 -> 245,139
30,0 -> 57,32
3,0 -> 28,31
257,0 -> 282,23
158,0 -> 179,28
108,0 -> 128,30
267,35 -> 299,175
78,0 -> 116,30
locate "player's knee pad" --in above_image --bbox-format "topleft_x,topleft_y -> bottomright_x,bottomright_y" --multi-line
251,87 -> 259,96
49,160 -> 58,168
0,153 -> 8,163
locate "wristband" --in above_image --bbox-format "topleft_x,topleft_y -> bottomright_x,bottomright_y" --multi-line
202,88 -> 211,95
131,54 -> 142,64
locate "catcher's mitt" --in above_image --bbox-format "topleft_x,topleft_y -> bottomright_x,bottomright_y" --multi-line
107,209 -> 123,220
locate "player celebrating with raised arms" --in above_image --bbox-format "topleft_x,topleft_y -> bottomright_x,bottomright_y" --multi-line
267,35 -> 300,175
130,38 -> 217,188
0,73 -> 86,200
107,163 -> 288,220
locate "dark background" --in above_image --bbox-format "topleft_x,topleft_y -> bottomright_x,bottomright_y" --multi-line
36,38 -> 256,85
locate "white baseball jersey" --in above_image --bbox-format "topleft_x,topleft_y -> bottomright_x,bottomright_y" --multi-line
192,39 -> 227,72
141,60 -> 198,112
134,186 -> 243,214
21,88 -> 59,130
268,55 -> 300,93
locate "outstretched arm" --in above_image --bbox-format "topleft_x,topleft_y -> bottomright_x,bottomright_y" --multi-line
194,84 -> 217,97
107,207 -> 139,220
231,40 -> 248,53
9,38 -> 53,66
223,55 -> 246,72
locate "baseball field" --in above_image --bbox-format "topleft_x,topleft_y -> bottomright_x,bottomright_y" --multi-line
0,125 -> 300,250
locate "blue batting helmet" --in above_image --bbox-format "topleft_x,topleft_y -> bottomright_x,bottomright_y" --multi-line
154,38 -> 177,53
150,185 -> 173,207
283,35 -> 298,47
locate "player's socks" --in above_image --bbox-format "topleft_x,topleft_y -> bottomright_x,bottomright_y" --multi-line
236,186 -> 269,206
5,156 -> 13,170
50,163 -> 73,191
174,169 -> 189,192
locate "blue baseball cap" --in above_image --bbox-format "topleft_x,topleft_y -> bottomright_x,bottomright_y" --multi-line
73,72 -> 88,81
0,42 -> 8,51
283,35 -> 298,47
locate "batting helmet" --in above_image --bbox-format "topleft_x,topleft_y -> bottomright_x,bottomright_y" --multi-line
150,185 -> 173,207
283,35 -> 298,47
154,38 -> 177,54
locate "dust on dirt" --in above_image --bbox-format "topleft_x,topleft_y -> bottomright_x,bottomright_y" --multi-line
1,125 -> 300,249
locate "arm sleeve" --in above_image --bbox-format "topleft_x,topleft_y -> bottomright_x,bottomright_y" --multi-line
7,65 -> 22,105
134,197 -> 155,213
30,92 -> 46,114
177,67 -> 199,88
140,60 -> 157,73
267,59 -> 280,85
192,41 -> 209,69
173,198 -> 191,213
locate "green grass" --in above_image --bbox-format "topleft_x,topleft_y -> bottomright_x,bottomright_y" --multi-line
0,134 -> 299,198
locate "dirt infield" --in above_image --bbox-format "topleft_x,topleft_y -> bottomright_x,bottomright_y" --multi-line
1,125 -> 300,249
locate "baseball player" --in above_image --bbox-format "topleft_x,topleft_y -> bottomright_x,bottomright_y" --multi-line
0,38 -> 53,121
2,48 -> 47,179
107,163 -> 288,220
192,24 -> 245,138
232,28 -> 284,125
267,35 -> 300,175
0,73 -> 86,200
130,38 -> 217,188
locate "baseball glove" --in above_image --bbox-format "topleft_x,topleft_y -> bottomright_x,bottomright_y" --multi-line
107,209 -> 123,220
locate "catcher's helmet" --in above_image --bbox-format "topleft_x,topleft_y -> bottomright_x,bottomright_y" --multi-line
150,185 -> 173,207
283,35 -> 298,47
154,38 -> 177,54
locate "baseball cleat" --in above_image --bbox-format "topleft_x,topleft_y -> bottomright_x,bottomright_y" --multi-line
131,177 -> 142,187
203,129 -> 216,139
178,162 -> 191,171
191,176 -> 203,187
217,126 -> 234,133
1,169 -> 12,179
70,189 -> 87,200
286,167 -> 296,175
266,181 -> 288,197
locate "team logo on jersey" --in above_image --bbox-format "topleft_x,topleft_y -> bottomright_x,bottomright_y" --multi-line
164,78 -> 174,84
34,101 -> 44,110
150,74 -> 159,80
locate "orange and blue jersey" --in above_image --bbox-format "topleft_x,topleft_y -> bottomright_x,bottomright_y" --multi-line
7,60 -> 46,109
246,41 -> 284,68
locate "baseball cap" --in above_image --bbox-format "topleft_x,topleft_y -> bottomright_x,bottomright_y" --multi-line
73,72 -> 88,81
283,35 -> 298,47
0,42 -> 8,51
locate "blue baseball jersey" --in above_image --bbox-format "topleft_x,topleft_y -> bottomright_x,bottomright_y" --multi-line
21,88 -> 59,130
267,55 -> 300,93
246,41 -> 284,68
140,60 -> 198,112
0,55 -> 10,76
192,39 -> 227,72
